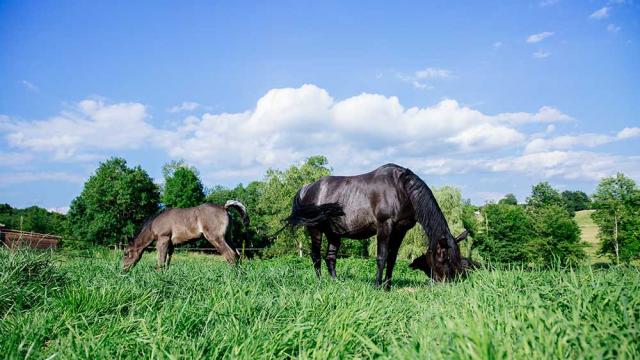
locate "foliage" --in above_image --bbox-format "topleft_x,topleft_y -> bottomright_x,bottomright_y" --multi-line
67,157 -> 160,246
592,173 -> 640,263
527,182 -> 564,209
161,163 -> 205,208
257,156 -> 332,257
528,205 -> 586,266
0,204 -> 66,235
474,204 -> 535,263
1,248 -> 639,359
498,193 -> 518,205
561,190 -> 591,212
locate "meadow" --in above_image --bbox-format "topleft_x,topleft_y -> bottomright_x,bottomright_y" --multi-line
1,248 -> 639,359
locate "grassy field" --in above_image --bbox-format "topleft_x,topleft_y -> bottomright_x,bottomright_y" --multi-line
1,248 -> 639,359
575,210 -> 603,263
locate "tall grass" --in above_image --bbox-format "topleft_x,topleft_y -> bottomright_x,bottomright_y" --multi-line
1,248 -> 638,359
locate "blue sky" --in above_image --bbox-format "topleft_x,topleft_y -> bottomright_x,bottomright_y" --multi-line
1,0 -> 639,211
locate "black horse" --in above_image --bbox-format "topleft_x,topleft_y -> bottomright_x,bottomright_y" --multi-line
285,163 -> 468,289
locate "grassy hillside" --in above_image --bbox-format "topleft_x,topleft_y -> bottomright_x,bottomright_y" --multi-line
1,249 -> 639,359
575,210 -> 601,262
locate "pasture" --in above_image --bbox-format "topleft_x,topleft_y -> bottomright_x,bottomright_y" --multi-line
2,248 -> 639,359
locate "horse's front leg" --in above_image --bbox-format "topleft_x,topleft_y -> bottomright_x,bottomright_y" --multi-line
383,227 -> 407,290
156,236 -> 170,270
326,234 -> 341,278
375,220 -> 392,288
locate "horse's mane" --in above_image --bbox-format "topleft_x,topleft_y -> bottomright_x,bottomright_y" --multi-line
400,168 -> 460,261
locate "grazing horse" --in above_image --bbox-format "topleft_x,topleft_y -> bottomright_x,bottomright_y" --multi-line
122,201 -> 249,271
285,163 -> 467,288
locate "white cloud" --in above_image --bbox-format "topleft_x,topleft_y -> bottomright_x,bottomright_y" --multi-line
607,24 -> 621,33
526,32 -> 554,43
158,85 -> 577,176
533,50 -> 551,59
617,127 -> 640,139
0,171 -> 84,187
167,101 -> 201,113
2,99 -> 154,160
493,41 -> 503,49
524,134 -> 613,153
21,80 -> 38,92
47,206 -> 70,215
484,151 -> 639,180
415,68 -> 451,79
0,152 -> 34,166
589,7 -> 610,19
539,0 -> 560,6
5,84 -> 636,186
397,67 -> 451,89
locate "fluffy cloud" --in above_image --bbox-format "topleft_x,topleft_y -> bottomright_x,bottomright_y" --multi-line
2,99 -> 154,160
167,101 -> 201,113
589,7 -> 610,19
397,67 -> 451,89
526,32 -> 554,43
2,85 -> 637,185
533,50 -> 551,59
617,127 -> 640,139
0,171 -> 84,187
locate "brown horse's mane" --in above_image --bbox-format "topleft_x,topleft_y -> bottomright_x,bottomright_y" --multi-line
127,207 -> 168,246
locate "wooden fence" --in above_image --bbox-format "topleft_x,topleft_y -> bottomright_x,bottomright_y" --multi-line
0,227 -> 61,249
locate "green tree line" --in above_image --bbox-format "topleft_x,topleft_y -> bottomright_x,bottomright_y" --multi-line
5,156 -> 639,265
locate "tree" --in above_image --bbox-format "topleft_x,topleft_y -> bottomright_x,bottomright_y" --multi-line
528,205 -> 586,266
474,204 -> 535,263
591,173 -> 640,263
498,193 -> 518,205
561,190 -> 590,212
257,156 -> 332,257
527,182 -> 564,209
162,162 -> 205,208
0,204 -> 66,235
67,157 -> 160,246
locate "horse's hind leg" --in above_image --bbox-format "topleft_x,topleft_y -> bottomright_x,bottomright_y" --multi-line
203,230 -> 237,264
165,242 -> 175,268
308,227 -> 322,277
156,236 -> 171,270
326,234 -> 341,278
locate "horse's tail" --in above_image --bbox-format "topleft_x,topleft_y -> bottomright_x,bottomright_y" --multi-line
285,188 -> 345,228
224,200 -> 249,227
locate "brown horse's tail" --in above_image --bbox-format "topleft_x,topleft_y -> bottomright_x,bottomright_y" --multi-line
224,200 -> 249,227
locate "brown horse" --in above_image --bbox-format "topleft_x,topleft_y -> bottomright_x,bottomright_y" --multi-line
122,200 -> 249,271
285,163 -> 467,289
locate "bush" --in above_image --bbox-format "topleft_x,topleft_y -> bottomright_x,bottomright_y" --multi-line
474,204 -> 535,263
528,205 -> 586,266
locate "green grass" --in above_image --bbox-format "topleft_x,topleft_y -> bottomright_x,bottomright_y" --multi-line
575,210 -> 601,262
1,248 -> 639,359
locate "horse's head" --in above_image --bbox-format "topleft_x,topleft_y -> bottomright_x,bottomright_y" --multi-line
122,245 -> 142,271
410,230 -> 471,281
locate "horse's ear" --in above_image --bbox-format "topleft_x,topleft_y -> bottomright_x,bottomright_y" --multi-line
455,230 -> 469,243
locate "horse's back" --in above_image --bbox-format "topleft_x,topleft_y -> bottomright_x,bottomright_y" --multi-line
149,204 -> 228,239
